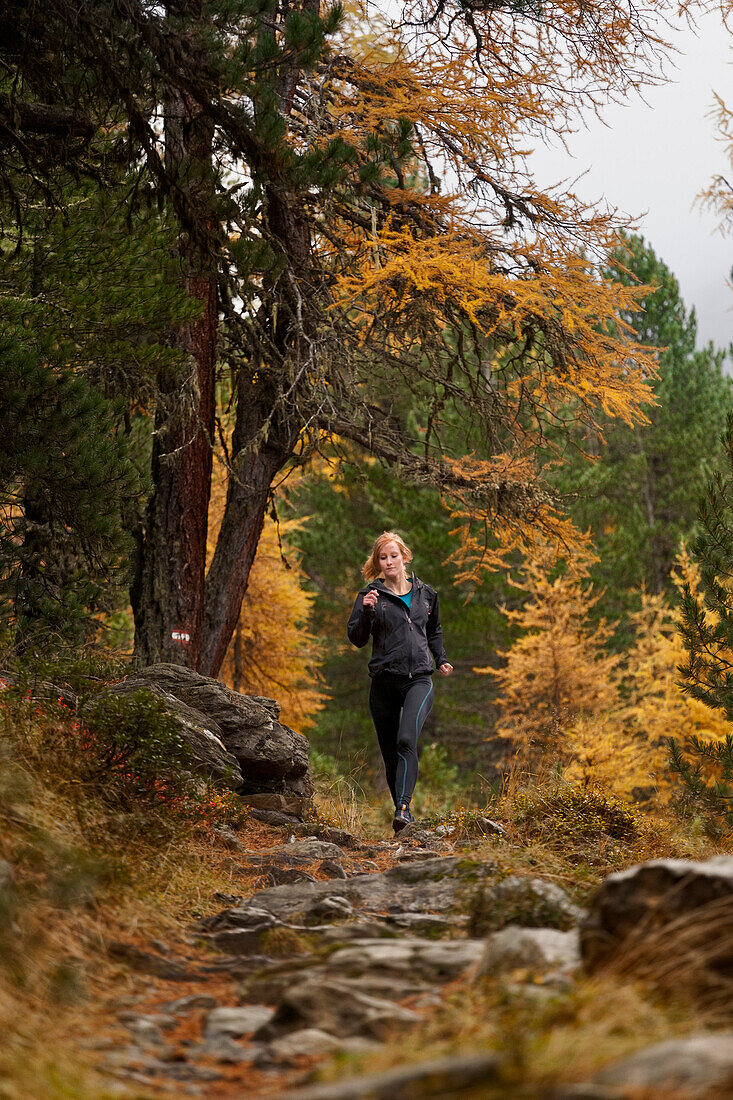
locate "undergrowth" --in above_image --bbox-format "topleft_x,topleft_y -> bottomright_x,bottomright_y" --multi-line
0,660 -> 254,1098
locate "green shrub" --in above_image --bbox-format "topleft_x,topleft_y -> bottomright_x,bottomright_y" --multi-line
512,783 -> 639,846
468,876 -> 577,936
76,689 -> 199,811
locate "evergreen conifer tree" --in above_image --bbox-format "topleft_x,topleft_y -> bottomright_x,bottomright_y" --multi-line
0,186 -> 194,650
678,412 -> 733,718
554,234 -> 732,626
670,413 -> 733,826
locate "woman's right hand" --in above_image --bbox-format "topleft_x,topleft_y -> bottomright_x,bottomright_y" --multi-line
362,589 -> 378,611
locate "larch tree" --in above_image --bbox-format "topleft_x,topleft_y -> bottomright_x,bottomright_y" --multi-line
2,1 -> 682,673
603,554 -> 733,805
207,454 -> 325,727
477,542 -> 620,766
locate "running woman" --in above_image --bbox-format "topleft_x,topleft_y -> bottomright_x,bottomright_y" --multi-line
347,531 -> 453,833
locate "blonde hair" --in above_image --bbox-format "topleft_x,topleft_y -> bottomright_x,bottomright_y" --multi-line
362,531 -> 413,582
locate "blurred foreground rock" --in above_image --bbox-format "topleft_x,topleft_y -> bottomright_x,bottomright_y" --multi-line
580,856 -> 733,971
557,1032 -> 733,1098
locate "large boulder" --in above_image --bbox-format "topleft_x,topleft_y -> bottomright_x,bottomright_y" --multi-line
580,856 -> 733,972
106,663 -> 312,809
106,678 -> 243,789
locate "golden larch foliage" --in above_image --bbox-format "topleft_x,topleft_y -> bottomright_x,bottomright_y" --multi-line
608,549 -> 733,799
207,462 -> 324,730
315,1 -> 673,570
477,540 -> 619,765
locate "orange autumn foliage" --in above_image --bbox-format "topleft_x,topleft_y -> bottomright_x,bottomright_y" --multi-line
483,541 -> 733,801
477,540 -> 619,764
207,463 -> 324,730
608,550 -> 733,797
315,1 -> 671,570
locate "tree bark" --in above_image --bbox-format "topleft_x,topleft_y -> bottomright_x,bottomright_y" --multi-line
200,366 -> 295,678
131,80 -> 216,669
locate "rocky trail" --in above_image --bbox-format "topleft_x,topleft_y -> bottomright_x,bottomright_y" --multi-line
90,816 -> 523,1098
86,815 -> 733,1100
61,665 -> 733,1099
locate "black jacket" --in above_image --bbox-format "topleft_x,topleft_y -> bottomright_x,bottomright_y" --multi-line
347,576 -> 449,678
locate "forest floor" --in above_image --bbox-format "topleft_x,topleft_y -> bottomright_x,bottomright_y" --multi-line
2,742 -> 730,1100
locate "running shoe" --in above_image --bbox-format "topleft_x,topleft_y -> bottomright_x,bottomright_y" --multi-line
392,803 -> 416,833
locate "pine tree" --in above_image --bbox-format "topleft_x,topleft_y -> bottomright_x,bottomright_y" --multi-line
663,423 -> 733,826
553,234 -> 732,625
678,413 -> 733,718
0,186 -> 194,650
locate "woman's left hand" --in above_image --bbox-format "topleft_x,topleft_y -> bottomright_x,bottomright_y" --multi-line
439,663 -> 453,676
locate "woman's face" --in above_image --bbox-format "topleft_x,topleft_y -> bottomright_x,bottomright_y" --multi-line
378,540 -> 405,579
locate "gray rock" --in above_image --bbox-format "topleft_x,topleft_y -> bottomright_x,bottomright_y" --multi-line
204,1004 -> 275,1038
117,1012 -> 175,1047
251,808 -> 302,827
591,1032 -> 733,1092
317,920 -> 399,943
267,1027 -> 343,1060
477,926 -> 581,979
103,679 -> 243,789
243,840 -> 344,865
131,663 -> 312,803
328,938 -> 485,982
103,1046 -> 222,1082
202,856 -> 495,931
158,994 -> 219,1015
256,977 -> 420,1041
470,875 -> 584,935
383,911 -> 465,935
395,848 -> 442,861
292,824 -> 360,849
203,923 -> 277,955
213,824 -> 247,851
108,940 -> 198,981
266,1053 -> 503,1099
318,859 -> 348,880
244,965 -> 431,1007
305,894 -> 355,924
395,825 -> 451,848
190,1034 -> 258,1064
581,856 -> 733,971
242,792 -> 309,816
261,866 -> 318,887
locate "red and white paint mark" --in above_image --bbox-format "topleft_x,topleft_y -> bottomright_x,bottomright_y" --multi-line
171,630 -> 191,645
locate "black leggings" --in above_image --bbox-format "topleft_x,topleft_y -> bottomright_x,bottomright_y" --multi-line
368,674 -> 434,808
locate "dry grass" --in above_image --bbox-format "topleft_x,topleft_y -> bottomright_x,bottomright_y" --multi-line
310,968 -> 705,1095
598,892 -> 733,1022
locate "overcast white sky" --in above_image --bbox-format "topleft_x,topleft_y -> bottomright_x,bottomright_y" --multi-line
528,6 -> 733,352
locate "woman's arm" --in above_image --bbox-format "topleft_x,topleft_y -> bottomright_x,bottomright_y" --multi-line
347,591 -> 375,648
426,592 -> 450,670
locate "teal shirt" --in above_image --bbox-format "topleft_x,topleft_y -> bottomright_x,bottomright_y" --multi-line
398,581 -> 413,612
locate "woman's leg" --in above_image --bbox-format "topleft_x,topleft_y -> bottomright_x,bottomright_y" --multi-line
368,677 -> 401,804
394,676 -> 434,809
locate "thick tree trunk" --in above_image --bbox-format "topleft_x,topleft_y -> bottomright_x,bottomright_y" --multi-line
200,366 -> 295,677
131,83 -> 216,669
135,4 -> 317,677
